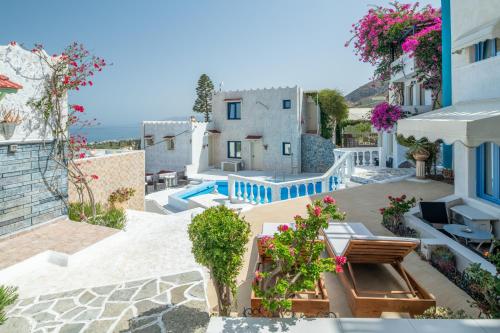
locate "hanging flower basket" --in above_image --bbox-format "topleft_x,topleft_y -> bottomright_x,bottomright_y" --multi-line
370,102 -> 403,132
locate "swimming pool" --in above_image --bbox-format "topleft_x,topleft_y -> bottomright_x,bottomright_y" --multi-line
180,181 -> 229,199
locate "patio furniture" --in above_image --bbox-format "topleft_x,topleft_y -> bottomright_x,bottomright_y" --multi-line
145,173 -> 155,194
321,223 -> 436,317
449,205 -> 497,232
443,223 -> 493,251
158,170 -> 177,188
221,160 -> 243,172
420,201 -> 449,229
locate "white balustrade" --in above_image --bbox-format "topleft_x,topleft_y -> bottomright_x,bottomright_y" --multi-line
334,147 -> 382,168
228,151 -> 354,205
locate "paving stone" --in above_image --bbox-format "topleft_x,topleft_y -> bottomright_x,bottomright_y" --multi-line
53,299 -> 77,314
0,317 -> 32,333
91,284 -> 117,295
85,319 -> 115,333
134,300 -> 168,316
88,296 -> 106,307
130,316 -> 157,330
59,323 -> 85,333
102,302 -> 129,318
112,308 -> 134,333
158,282 -> 173,293
133,280 -> 158,301
161,271 -> 202,285
187,282 -> 205,299
124,279 -> 149,288
109,287 -> 137,301
170,285 -> 190,305
39,289 -> 84,301
32,311 -> 56,322
35,321 -> 63,329
153,292 -> 170,304
78,291 -> 96,305
134,323 -> 162,333
21,301 -> 54,315
60,306 -> 86,320
19,297 -> 36,306
74,308 -> 101,321
162,301 -> 209,333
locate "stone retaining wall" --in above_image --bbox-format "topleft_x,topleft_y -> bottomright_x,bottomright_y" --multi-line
0,141 -> 67,236
69,150 -> 145,210
301,134 -> 335,173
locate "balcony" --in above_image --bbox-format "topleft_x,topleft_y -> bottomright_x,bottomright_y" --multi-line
401,105 -> 433,117
391,53 -> 416,82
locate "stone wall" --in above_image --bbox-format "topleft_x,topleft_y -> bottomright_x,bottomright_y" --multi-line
0,141 -> 67,236
301,134 -> 335,173
69,150 -> 145,210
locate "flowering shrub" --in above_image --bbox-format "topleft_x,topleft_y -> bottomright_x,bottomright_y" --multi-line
380,194 -> 418,237
252,196 -> 346,317
370,102 -> 403,132
347,2 -> 442,108
108,187 -> 136,205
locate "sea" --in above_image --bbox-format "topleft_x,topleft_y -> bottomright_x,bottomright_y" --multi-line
72,125 -> 140,143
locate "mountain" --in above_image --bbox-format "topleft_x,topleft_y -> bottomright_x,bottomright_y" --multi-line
345,81 -> 389,108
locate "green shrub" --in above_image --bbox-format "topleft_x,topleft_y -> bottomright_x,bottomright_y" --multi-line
416,306 -> 469,319
68,202 -> 126,230
188,206 -> 250,316
0,286 -> 18,325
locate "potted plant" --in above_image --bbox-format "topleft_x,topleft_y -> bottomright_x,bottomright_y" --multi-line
188,206 -> 250,316
108,187 -> 136,210
252,196 -> 346,317
380,194 -> 417,235
0,108 -> 22,139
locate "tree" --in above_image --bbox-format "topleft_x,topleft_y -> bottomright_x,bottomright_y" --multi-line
188,206 -> 250,316
193,74 -> 214,122
318,89 -> 348,144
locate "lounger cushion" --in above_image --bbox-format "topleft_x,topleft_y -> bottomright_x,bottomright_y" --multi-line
323,223 -> 419,257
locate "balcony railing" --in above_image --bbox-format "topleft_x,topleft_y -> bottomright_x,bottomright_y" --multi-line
334,147 -> 382,168
227,151 -> 354,205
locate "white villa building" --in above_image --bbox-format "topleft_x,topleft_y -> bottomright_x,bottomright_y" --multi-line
143,86 -> 323,177
378,54 -> 434,168
398,0 -> 500,273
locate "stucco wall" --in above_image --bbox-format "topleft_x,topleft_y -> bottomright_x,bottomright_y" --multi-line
211,87 -> 302,174
69,151 -> 145,210
301,134 -> 335,173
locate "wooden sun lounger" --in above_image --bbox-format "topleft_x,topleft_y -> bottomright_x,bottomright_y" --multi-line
322,223 -> 436,318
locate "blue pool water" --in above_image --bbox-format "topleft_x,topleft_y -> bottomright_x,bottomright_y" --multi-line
179,176 -> 339,203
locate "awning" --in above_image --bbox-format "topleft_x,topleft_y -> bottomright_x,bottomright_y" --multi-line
453,18 -> 500,52
163,135 -> 175,139
224,98 -> 242,102
207,129 -> 220,134
245,135 -> 262,140
397,98 -> 500,147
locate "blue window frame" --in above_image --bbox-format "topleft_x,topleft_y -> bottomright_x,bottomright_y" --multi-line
227,141 -> 241,159
282,99 -> 291,109
474,38 -> 498,62
227,102 -> 241,120
477,143 -> 500,205
282,142 -> 291,156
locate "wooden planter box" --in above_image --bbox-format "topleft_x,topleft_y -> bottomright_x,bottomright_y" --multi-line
250,261 -> 330,317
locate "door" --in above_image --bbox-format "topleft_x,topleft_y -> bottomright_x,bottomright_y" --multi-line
250,141 -> 264,170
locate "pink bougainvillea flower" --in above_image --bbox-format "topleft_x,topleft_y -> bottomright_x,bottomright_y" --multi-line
90,174 -> 99,180
71,104 -> 85,113
78,153 -> 86,159
370,102 -> 402,132
277,224 -> 289,232
336,256 -> 347,272
313,206 -> 322,217
323,196 -> 336,205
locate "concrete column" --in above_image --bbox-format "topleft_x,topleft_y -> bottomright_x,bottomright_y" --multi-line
416,160 -> 426,179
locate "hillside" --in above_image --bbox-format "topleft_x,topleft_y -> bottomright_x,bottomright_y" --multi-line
345,81 -> 388,108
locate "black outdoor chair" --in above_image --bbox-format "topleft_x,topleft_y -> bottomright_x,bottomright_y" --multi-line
419,201 -> 449,229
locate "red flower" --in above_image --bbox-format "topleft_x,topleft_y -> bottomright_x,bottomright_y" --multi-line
88,81 -> 93,86
254,270 -> 263,282
10,41 -> 16,46
336,265 -> 344,273
78,153 -> 86,159
313,206 -> 322,217
323,195 -> 336,204
336,255 -> 347,272
277,224 -> 289,232
90,174 -> 99,180
71,105 -> 85,113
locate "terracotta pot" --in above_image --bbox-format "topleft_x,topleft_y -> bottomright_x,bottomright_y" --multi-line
412,149 -> 430,161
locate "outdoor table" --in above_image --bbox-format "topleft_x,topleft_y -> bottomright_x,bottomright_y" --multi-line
450,205 -> 497,232
443,223 -> 492,250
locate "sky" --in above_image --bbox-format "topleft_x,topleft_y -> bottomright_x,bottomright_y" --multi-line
3,0 -> 440,127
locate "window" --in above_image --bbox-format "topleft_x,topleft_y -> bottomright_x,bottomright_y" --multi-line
227,102 -> 241,120
419,84 -> 426,106
474,38 -> 498,62
282,99 -> 291,109
227,141 -> 241,159
406,84 -> 414,106
477,142 -> 500,204
282,142 -> 291,156
145,136 -> 154,146
165,138 -> 175,150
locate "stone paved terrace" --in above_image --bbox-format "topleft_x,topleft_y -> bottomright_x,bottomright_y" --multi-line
1,271 -> 209,333
208,179 -> 481,318
0,219 -> 118,270
351,166 -> 416,184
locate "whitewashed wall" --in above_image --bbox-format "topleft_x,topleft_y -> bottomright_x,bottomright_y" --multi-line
211,87 -> 302,174
186,122 -> 209,176
0,44 -> 66,143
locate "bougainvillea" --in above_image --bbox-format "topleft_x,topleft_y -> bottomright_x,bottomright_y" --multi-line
347,2 -> 442,108
252,196 -> 346,317
370,101 -> 403,132
27,42 -> 107,218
